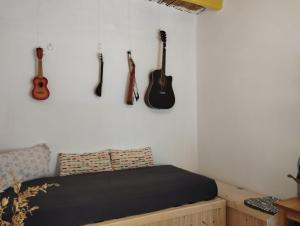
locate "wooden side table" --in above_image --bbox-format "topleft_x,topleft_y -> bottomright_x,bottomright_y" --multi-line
275,197 -> 300,226
216,181 -> 276,226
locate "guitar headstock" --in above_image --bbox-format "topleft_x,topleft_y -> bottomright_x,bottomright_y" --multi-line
127,51 -> 135,68
98,53 -> 103,63
36,47 -> 43,60
127,51 -> 132,59
160,30 -> 167,44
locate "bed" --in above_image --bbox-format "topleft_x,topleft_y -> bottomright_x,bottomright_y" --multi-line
1,165 -> 225,226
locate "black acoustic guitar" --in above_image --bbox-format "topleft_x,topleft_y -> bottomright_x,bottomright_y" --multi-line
145,30 -> 175,109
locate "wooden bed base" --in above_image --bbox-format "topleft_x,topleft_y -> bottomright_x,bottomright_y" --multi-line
86,198 -> 226,226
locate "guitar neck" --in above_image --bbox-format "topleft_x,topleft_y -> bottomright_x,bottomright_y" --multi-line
161,44 -> 166,77
37,59 -> 43,77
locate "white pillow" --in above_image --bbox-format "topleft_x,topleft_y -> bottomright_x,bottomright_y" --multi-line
0,144 -> 50,191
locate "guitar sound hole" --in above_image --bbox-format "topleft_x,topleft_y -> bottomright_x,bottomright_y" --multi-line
38,82 -> 44,88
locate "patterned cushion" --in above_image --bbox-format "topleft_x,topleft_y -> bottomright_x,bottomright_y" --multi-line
58,151 -> 112,176
0,144 -> 50,191
110,147 -> 154,171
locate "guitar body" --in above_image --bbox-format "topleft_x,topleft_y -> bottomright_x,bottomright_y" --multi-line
145,69 -> 175,109
32,76 -> 50,100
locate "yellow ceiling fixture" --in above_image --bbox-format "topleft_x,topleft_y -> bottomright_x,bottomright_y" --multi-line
182,0 -> 223,10
149,0 -> 223,14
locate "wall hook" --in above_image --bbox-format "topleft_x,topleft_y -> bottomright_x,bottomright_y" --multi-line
47,43 -> 54,51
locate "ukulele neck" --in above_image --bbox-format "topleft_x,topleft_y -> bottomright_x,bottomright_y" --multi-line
37,59 -> 43,77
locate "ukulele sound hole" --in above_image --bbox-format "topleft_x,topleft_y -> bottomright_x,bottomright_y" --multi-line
38,82 -> 44,88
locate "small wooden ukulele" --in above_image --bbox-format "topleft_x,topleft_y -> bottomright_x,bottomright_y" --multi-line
32,47 -> 50,100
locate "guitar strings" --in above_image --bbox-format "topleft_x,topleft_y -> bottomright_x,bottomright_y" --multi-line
158,5 -> 163,77
97,0 -> 102,52
127,0 -> 132,51
35,0 -> 42,47
158,2 -> 162,31
127,0 -> 140,102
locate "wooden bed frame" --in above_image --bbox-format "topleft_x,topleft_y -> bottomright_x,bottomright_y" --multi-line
85,198 -> 226,226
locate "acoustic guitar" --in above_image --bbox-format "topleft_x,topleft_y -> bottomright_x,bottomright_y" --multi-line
145,30 -> 175,109
32,48 -> 50,100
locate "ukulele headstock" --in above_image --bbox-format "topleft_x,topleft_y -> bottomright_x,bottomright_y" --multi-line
160,30 -> 167,45
36,47 -> 43,60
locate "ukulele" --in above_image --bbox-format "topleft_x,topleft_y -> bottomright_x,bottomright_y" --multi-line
145,30 -> 175,109
95,53 -> 104,97
126,51 -> 139,105
32,47 -> 50,100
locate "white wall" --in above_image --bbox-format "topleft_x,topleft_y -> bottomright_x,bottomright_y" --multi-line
0,0 -> 198,174
197,0 -> 300,198
3,0 -> 298,198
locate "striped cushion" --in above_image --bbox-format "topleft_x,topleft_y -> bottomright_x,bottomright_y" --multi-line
110,147 -> 154,171
58,151 -> 112,176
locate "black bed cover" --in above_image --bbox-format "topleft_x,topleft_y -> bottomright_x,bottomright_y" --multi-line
2,165 -> 217,226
